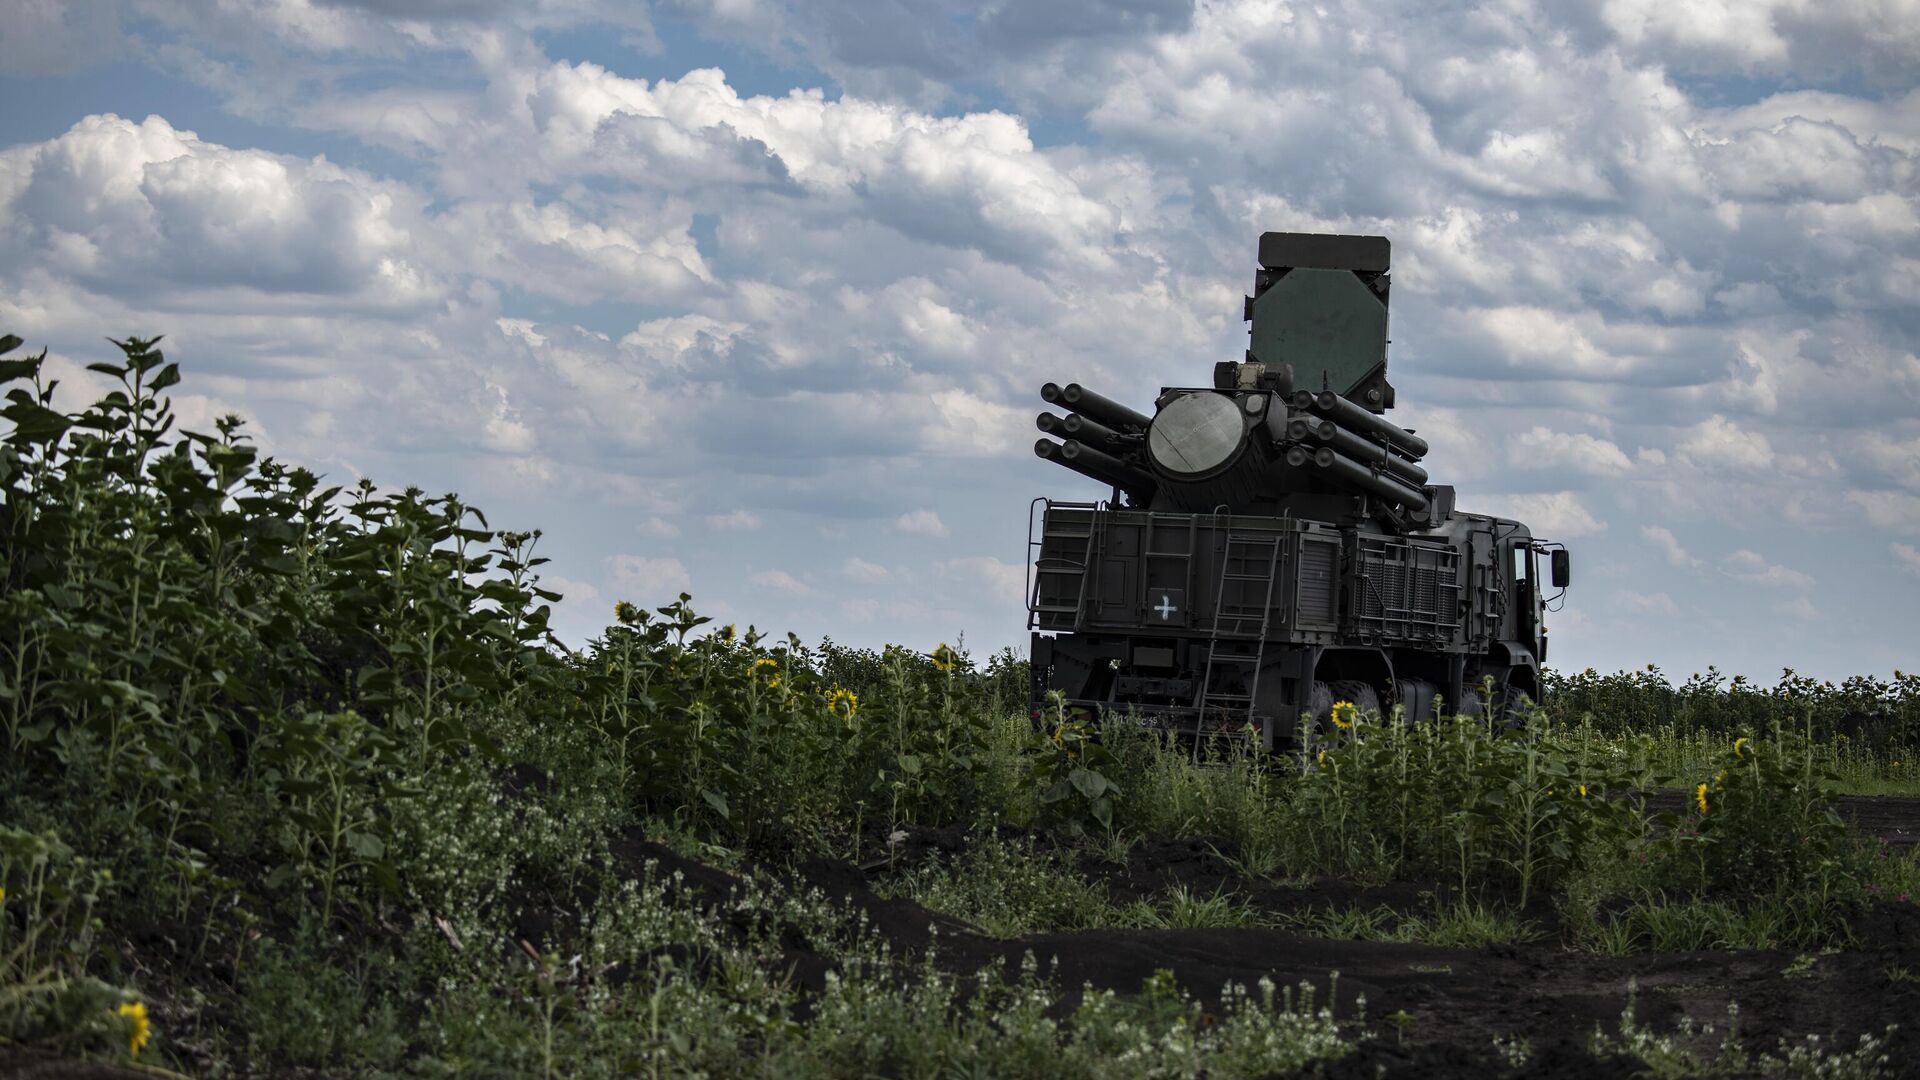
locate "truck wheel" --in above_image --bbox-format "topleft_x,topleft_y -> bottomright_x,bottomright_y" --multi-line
1327,680 -> 1381,726
1394,678 -> 1438,725
1498,685 -> 1535,730
1295,679 -> 1335,753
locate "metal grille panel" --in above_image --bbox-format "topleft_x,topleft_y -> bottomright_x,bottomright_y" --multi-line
1351,537 -> 1459,641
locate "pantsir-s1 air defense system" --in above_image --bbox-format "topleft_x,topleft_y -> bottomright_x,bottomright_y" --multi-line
1028,232 -> 1570,747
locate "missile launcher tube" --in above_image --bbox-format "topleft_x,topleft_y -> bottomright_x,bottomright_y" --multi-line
1062,383 -> 1153,432
1061,411 -> 1124,446
1296,390 -> 1430,459
1285,415 -> 1429,486
1312,446 -> 1430,512
1062,439 -> 1157,492
1034,437 -> 1157,499
1036,411 -> 1068,436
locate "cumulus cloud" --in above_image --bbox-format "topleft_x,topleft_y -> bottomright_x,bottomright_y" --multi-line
705,510 -> 762,531
1892,543 -> 1920,578
1774,596 -> 1823,622
1641,526 -> 1703,570
606,554 -> 692,598
894,509 -> 949,537
0,115 -> 440,306
1509,427 -> 1635,478
1620,591 -> 1682,617
935,556 -> 1027,604
1718,549 -> 1815,590
842,557 -> 890,583
4,0 -> 1915,677
1471,492 -> 1606,539
748,569 -> 812,596
1678,416 -> 1774,472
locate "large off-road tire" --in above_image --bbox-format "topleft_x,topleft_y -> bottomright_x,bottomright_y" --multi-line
1498,685 -> 1535,730
1326,680 -> 1381,726
1305,679 -> 1334,727
1394,678 -> 1439,725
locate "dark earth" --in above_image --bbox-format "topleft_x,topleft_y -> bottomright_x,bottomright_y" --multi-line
8,793 -> 1919,1079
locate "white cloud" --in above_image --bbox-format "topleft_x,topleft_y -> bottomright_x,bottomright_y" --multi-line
1892,543 -> 1920,578
1509,427 -> 1635,477
1678,416 -> 1774,472
1620,591 -> 1681,617
5,1 -> 1918,680
1848,491 -> 1920,530
1774,596 -> 1823,622
0,114 -> 439,305
537,573 -> 601,606
705,509 -> 762,531
936,556 -> 1028,605
1718,549 -> 1815,590
842,557 -> 890,583
1641,525 -> 1702,570
1471,492 -> 1606,539
605,554 -> 692,598
748,569 -> 812,596
894,509 -> 949,537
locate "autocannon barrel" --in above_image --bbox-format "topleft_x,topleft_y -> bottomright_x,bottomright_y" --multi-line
1295,390 -> 1429,459
1285,415 -> 1429,486
1311,445 -> 1429,512
1061,383 -> 1152,432
1062,439 -> 1157,492
1061,411 -> 1124,447
1035,438 -> 1156,498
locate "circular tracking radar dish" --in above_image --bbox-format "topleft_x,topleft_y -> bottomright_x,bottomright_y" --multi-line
1148,391 -> 1246,478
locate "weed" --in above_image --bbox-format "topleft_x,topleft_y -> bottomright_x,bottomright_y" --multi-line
1114,884 -> 1267,930
878,832 -> 1110,938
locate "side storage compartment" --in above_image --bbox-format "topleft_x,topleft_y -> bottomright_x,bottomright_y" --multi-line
1349,535 -> 1461,643
1291,528 -> 1341,633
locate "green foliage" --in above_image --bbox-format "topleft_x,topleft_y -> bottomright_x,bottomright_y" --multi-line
3,331 -> 1915,1073
1277,897 -> 1541,947
880,832 -> 1111,937
1285,707 -> 1648,903
1591,987 -> 1893,1079
0,827 -> 146,1060
1544,664 -> 1920,756
1032,693 -> 1122,834
1645,724 -> 1855,902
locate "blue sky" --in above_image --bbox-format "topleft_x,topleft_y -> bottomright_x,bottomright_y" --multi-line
2,0 -> 1916,680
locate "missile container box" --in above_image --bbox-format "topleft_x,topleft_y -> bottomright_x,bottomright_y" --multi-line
1027,232 -> 1571,748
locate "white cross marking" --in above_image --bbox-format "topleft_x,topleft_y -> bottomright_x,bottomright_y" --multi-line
1154,595 -> 1178,620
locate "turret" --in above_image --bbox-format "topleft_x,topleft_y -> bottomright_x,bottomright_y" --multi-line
1033,233 -> 1446,530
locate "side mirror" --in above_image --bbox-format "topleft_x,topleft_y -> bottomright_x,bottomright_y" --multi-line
1550,548 -> 1571,589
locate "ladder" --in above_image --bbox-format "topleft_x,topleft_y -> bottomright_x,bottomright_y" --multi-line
1026,499 -> 1104,629
1195,530 -> 1284,758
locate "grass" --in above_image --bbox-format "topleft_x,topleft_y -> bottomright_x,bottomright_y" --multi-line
2,332 -> 1916,1075
1277,898 -> 1543,947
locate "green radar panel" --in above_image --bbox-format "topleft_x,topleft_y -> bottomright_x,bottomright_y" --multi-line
1245,232 -> 1394,412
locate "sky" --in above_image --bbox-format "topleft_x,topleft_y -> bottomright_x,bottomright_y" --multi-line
1,0 -> 1916,681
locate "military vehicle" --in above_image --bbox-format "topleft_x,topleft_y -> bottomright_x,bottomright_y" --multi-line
1027,232 -> 1570,748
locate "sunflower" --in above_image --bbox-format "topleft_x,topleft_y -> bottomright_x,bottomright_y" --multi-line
1695,783 -> 1710,814
1733,736 -> 1749,759
930,643 -> 958,671
1329,700 -> 1357,730
117,1001 -> 151,1057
